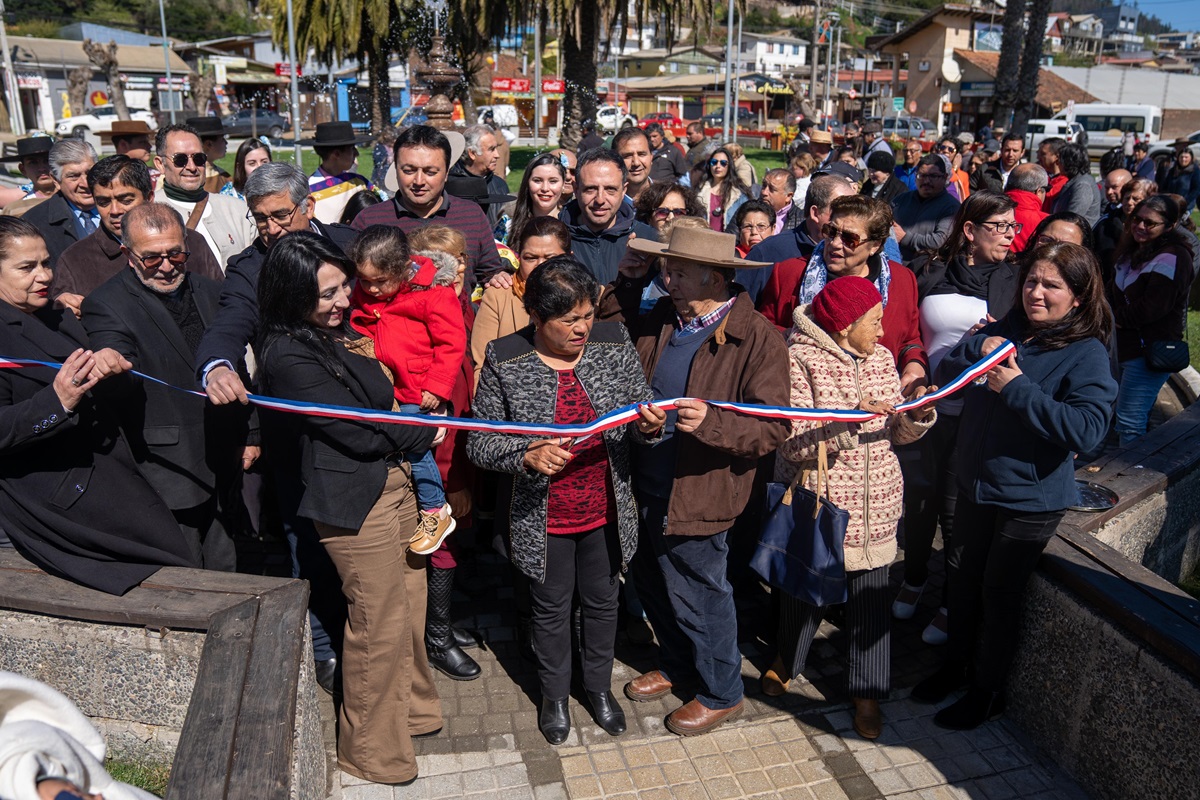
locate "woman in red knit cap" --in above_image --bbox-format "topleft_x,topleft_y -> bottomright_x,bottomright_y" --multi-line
761,276 -> 938,739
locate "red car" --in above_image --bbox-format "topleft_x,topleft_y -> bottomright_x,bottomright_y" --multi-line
640,112 -> 684,128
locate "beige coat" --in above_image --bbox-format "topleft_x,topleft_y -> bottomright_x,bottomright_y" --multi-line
155,186 -> 256,270
776,305 -> 934,572
470,285 -> 530,387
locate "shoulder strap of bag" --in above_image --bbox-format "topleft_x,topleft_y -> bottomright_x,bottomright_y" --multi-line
811,439 -> 829,520
185,194 -> 209,231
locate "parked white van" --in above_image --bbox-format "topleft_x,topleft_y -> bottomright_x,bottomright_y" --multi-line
1051,104 -> 1162,158
1025,119 -> 1088,153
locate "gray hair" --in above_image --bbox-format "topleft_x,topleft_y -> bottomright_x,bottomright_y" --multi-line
120,202 -> 185,248
1006,163 -> 1049,194
49,139 -> 98,181
462,124 -> 492,159
764,168 -> 797,194
244,162 -> 310,207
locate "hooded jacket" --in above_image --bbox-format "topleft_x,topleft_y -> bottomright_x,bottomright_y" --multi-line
775,306 -> 934,572
1007,190 -> 1049,252
559,198 -> 658,285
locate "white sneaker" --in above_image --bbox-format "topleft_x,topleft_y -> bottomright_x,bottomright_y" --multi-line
922,608 -> 949,645
891,581 -> 926,620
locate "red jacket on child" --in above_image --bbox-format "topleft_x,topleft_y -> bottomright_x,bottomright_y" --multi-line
349,255 -> 466,405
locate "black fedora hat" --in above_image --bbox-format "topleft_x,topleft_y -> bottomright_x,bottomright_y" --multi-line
0,136 -> 54,163
300,121 -> 372,148
445,175 -> 516,205
186,116 -> 227,138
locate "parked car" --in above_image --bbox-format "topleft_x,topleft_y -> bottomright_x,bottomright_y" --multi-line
640,112 -> 684,129
867,115 -> 938,140
55,105 -> 157,139
698,107 -> 757,128
597,104 -> 637,132
1149,129 -> 1200,161
1025,119 -> 1089,153
220,108 -> 288,139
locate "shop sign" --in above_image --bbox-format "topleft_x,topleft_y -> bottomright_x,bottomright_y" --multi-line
492,77 -> 531,93
960,82 -> 995,98
275,62 -> 302,77
541,78 -> 565,93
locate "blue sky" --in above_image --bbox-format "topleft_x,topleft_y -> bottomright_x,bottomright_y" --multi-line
1138,0 -> 1200,33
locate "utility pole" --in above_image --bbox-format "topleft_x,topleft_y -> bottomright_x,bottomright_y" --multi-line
0,0 -> 25,135
157,0 -> 176,123
286,0 -> 302,165
723,0 -> 735,142
810,0 -> 822,123
534,18 -> 541,145
734,8 -> 742,144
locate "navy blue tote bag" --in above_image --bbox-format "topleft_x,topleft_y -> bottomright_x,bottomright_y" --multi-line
750,439 -> 848,606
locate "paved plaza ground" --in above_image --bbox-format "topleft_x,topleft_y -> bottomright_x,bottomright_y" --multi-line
318,541 -> 1090,800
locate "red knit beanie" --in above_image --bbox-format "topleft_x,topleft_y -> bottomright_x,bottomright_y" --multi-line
811,276 -> 883,334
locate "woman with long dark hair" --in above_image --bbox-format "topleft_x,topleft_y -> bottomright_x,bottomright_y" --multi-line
897,191 -> 1021,644
256,231 -> 440,785
697,146 -> 748,232
222,137 -> 272,200
1107,194 -> 1195,443
913,242 -> 1117,730
503,152 -> 568,245
1163,148 -> 1200,214
633,181 -> 705,234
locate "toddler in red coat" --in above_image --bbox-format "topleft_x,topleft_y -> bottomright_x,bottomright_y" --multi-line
349,225 -> 467,553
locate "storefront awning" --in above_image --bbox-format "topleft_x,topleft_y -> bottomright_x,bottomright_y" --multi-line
225,72 -> 288,85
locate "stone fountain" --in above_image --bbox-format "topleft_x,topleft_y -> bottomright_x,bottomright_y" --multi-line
416,6 -> 462,131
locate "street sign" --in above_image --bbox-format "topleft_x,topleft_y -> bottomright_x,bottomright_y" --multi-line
892,96 -> 905,112
848,88 -> 857,100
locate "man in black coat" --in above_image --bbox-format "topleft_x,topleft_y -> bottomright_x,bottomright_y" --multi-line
82,203 -> 253,572
194,161 -> 358,692
21,138 -> 98,267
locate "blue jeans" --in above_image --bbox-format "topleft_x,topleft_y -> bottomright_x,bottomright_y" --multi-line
1115,357 -> 1171,445
399,403 -> 446,511
631,496 -> 744,709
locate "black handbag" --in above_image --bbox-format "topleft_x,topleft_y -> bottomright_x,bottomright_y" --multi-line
750,440 -> 849,607
1145,340 -> 1190,373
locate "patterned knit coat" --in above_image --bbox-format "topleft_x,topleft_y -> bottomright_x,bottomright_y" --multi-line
775,305 -> 935,572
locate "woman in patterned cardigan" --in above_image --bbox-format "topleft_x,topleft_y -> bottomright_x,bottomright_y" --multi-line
762,276 -> 936,740
467,257 -> 665,746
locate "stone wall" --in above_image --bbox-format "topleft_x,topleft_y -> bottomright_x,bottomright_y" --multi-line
0,610 -> 204,765
1007,575 -> 1200,800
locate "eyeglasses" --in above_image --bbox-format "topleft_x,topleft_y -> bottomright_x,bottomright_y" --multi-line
168,152 -> 208,168
248,203 -> 301,227
131,249 -> 190,269
653,207 -> 688,220
978,220 -> 1023,235
709,158 -> 729,167
740,223 -> 773,233
1131,215 -> 1166,229
936,144 -> 957,154
821,223 -> 870,250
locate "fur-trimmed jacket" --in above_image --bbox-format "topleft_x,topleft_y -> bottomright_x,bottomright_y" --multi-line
775,306 -> 935,572
466,322 -> 654,583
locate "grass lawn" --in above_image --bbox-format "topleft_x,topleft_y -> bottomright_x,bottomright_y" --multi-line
1188,311 -> 1200,373
106,758 -> 170,795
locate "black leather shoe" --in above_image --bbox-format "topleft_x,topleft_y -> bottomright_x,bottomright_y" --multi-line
934,687 -> 1006,730
315,657 -> 338,695
586,690 -> 627,736
426,636 -> 482,681
911,661 -> 967,705
451,625 -> 481,649
539,697 -> 571,745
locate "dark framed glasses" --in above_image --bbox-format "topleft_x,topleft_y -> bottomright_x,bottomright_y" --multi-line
821,223 -> 869,250
653,207 -> 688,220
978,220 -> 1023,235
248,203 -> 301,227
131,249 -> 190,269
169,152 -> 208,168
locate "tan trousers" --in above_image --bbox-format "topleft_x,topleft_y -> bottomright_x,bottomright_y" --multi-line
315,466 -> 442,784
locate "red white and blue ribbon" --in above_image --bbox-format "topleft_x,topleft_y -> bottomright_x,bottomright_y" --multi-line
0,340 -> 1016,439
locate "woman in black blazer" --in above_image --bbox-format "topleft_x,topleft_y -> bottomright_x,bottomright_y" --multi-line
255,231 -> 439,786
0,217 -> 200,594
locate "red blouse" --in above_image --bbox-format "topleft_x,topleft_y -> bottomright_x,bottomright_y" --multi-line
545,370 -> 615,534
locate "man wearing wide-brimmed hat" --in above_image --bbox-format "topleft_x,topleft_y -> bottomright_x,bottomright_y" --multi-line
606,225 -> 790,737
186,116 -> 233,194
0,136 -> 57,214
302,121 -> 376,225
98,119 -> 160,191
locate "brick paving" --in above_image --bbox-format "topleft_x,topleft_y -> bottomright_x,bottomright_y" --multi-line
322,542 -> 1090,800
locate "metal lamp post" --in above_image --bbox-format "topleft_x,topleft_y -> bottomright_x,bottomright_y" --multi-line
0,0 -> 25,135
286,0 -> 303,165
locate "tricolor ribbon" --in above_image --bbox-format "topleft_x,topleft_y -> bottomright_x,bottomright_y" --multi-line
0,340 -> 1016,439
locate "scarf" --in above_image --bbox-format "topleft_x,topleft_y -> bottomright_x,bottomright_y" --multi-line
163,182 -> 209,203
929,254 -> 1001,301
512,272 -> 527,299
798,241 -> 891,308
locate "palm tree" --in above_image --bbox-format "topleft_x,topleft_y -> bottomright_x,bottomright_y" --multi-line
991,0 -> 1026,133
262,0 -> 416,133
1011,0 -> 1053,136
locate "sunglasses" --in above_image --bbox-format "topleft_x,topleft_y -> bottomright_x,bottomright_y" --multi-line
1131,216 -> 1166,229
936,144 -> 957,153
131,249 -> 190,269
822,223 -> 871,250
168,152 -> 208,168
709,158 -> 729,166
653,207 -> 688,220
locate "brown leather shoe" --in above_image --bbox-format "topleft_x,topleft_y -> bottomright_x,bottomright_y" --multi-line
665,699 -> 743,736
852,697 -> 882,740
624,669 -> 673,702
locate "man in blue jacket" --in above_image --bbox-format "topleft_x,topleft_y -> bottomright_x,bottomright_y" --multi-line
559,148 -> 658,284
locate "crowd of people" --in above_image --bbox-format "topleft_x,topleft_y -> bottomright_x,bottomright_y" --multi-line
0,112 -> 1195,788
